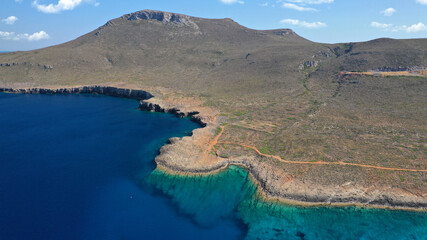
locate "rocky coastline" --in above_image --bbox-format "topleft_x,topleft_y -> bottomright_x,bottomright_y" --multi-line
134,91 -> 427,211
0,86 -> 153,100
1,86 -> 426,211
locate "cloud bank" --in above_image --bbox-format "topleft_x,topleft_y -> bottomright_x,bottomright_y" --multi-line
0,30 -> 50,41
371,21 -> 427,33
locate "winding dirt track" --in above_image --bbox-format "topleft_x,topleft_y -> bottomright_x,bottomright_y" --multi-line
213,126 -> 427,173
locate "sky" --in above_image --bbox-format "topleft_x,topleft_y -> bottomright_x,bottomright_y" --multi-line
1,0 -> 427,51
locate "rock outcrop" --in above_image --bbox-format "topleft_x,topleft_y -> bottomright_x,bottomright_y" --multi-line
272,29 -> 296,36
121,10 -> 200,30
299,60 -> 319,70
0,62 -> 53,70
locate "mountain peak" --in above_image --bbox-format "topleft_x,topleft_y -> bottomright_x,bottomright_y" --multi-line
121,9 -> 198,28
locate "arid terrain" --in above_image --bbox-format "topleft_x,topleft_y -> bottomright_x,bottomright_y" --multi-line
0,10 -> 426,209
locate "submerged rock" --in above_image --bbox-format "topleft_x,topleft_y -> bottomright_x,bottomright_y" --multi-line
148,166 -> 427,240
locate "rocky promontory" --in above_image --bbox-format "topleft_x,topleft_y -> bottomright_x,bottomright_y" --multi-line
134,92 -> 427,210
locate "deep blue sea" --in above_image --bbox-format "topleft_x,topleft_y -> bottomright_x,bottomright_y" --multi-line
0,93 -> 242,240
0,93 -> 426,240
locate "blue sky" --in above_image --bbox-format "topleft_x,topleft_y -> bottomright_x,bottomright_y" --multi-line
1,0 -> 427,51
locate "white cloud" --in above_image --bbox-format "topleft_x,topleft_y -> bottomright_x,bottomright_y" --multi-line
406,22 -> 427,32
416,0 -> 427,5
14,0 -> 23,3
282,3 -> 317,11
220,0 -> 244,4
280,18 -> 327,28
2,16 -> 19,25
371,21 -> 393,29
0,31 -> 15,39
280,0 -> 333,11
32,0 -> 99,14
0,30 -> 49,41
286,0 -> 333,4
27,30 -> 50,41
371,21 -> 427,33
380,8 -> 395,16
260,2 -> 269,7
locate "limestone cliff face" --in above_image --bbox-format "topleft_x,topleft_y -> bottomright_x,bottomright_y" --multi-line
154,148 -> 427,209
139,101 -> 206,127
0,86 -> 153,100
122,10 -> 199,29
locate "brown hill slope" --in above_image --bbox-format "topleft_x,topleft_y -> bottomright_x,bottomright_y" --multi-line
0,10 -> 322,94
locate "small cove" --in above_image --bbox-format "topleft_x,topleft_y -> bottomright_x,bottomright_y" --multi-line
0,92 -> 425,240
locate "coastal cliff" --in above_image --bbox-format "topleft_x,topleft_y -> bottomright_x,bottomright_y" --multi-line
0,86 -> 153,100
134,92 -> 427,210
0,86 -> 426,210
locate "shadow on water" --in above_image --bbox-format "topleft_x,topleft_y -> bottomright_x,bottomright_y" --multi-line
140,178 -> 249,240
143,166 -> 252,240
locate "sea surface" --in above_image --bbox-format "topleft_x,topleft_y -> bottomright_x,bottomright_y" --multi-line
0,93 -> 426,240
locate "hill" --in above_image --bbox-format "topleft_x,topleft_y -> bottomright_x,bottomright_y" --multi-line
0,10 -> 426,208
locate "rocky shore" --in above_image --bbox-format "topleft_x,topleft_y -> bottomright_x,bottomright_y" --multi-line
1,86 -> 426,210
0,86 -> 153,100
135,92 -> 427,210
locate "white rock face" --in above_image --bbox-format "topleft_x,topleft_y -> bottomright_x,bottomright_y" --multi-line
122,10 -> 200,30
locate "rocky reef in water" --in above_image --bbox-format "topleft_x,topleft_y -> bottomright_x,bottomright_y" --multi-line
147,166 -> 427,240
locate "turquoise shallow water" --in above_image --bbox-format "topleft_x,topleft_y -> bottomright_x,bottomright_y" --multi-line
0,92 -> 426,240
149,166 -> 427,240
